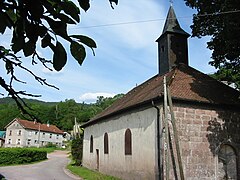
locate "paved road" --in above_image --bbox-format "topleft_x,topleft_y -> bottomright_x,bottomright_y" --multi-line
0,150 -> 81,180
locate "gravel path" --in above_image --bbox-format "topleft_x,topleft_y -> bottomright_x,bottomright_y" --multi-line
0,150 -> 82,180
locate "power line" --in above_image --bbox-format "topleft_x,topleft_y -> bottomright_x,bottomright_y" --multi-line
1,9 -> 240,35
69,9 -> 240,29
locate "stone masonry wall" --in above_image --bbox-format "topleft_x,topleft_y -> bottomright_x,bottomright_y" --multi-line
166,103 -> 240,180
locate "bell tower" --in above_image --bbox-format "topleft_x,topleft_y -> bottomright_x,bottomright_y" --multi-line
156,5 -> 190,75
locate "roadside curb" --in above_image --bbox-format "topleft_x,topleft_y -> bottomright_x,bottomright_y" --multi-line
63,167 -> 82,180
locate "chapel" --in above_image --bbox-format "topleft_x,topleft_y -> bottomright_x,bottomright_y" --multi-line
81,5 -> 240,180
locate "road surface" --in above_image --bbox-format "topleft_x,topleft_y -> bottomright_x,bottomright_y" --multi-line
0,150 -> 81,180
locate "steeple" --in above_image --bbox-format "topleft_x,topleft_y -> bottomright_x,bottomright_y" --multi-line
156,6 -> 190,75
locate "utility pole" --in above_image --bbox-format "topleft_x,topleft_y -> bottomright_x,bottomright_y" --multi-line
163,76 -> 170,180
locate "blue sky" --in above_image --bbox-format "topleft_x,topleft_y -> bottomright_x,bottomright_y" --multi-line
0,0 -> 216,103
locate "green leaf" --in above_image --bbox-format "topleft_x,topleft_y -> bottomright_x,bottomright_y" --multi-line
41,34 -> 52,48
53,42 -> 67,71
37,26 -> 48,38
25,23 -> 38,43
45,17 -> 70,41
23,41 -> 36,57
70,35 -> 97,48
5,60 -> 13,74
27,0 -> 44,21
0,11 -> 13,34
11,33 -> 25,53
57,13 -> 76,24
6,9 -> 17,24
0,12 -> 7,34
78,0 -> 90,12
70,41 -> 86,65
61,1 -> 80,23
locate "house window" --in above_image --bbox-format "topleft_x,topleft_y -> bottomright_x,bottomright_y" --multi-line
42,132 -> 45,138
90,135 -> 93,153
56,135 -> 59,139
125,128 -> 132,155
18,130 -> 21,136
17,139 -> 21,145
218,144 -> 237,179
104,133 -> 109,154
27,139 -> 31,145
8,139 -> 11,144
35,131 -> 38,135
9,130 -> 12,136
50,134 -> 52,138
34,140 -> 38,144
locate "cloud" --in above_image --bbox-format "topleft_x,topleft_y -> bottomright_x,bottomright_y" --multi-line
79,92 -> 116,103
42,68 -> 64,76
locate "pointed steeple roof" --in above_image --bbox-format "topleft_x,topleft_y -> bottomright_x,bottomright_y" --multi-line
161,6 -> 190,36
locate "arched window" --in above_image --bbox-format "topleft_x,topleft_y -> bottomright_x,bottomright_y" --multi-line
125,128 -> 132,155
90,135 -> 93,153
218,144 -> 237,179
104,133 -> 109,154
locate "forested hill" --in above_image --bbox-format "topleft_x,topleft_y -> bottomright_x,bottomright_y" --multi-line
0,94 -> 123,131
0,97 -> 58,106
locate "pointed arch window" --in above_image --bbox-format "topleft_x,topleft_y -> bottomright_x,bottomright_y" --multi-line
218,144 -> 237,179
125,128 -> 132,155
90,135 -> 93,153
104,133 -> 109,154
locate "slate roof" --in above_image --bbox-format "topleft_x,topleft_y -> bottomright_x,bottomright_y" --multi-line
157,5 -> 190,42
82,64 -> 240,127
6,118 -> 64,134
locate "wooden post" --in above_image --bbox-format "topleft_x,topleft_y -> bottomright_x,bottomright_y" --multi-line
167,88 -> 185,180
163,76 -> 170,180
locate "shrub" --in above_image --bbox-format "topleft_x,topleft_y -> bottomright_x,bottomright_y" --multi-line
0,148 -> 47,165
71,136 -> 83,166
44,142 -> 57,148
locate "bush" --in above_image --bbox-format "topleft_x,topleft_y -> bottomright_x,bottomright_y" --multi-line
71,136 -> 83,166
0,148 -> 47,165
44,142 -> 57,148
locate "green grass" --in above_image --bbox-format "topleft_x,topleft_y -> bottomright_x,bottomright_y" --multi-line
67,164 -> 121,180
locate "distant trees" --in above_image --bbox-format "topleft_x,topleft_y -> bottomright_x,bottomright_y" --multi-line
184,0 -> 240,89
0,94 -> 123,131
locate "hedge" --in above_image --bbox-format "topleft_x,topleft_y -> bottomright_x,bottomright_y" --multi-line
0,148 -> 47,165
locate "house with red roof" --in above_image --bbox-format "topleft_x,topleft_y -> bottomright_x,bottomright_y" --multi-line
81,5 -> 240,180
4,118 -> 64,148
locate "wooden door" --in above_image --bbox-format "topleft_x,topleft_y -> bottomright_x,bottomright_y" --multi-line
96,149 -> 99,171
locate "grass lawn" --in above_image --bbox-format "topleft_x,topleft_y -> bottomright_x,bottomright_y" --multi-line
67,164 -> 121,180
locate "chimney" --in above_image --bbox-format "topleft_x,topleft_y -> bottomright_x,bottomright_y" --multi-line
156,5 -> 190,75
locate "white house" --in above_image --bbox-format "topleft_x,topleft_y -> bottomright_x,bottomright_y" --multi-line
5,118 -> 64,148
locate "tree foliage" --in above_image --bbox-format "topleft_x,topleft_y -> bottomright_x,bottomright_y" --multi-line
184,0 -> 240,89
0,94 -> 123,131
0,0 -> 118,116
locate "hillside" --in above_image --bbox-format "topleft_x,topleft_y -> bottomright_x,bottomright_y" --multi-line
0,97 -> 58,106
0,95 -> 123,131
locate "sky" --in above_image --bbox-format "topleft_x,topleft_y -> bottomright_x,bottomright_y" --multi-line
0,0 -> 216,103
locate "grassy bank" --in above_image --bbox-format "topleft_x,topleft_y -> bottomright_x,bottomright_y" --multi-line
67,164 -> 120,180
